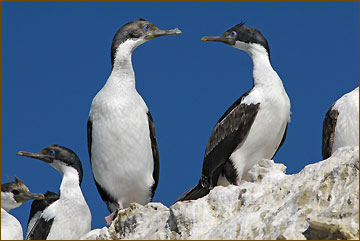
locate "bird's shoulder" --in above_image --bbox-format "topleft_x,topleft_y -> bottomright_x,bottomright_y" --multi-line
205,89 -> 260,157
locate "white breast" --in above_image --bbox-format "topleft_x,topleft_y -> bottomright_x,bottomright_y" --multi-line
42,170 -> 91,240
1,208 -> 23,240
90,83 -> 155,209
43,198 -> 91,240
332,87 -> 359,153
230,83 -> 290,180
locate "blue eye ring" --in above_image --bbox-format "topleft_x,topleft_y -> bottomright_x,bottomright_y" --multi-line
230,31 -> 237,38
144,24 -> 151,31
48,150 -> 55,156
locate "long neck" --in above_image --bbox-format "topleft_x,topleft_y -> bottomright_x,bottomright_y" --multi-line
247,44 -> 280,88
59,167 -> 82,199
107,39 -> 145,90
234,42 -> 281,89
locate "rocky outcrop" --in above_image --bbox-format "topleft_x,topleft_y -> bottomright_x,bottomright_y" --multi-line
82,146 -> 359,240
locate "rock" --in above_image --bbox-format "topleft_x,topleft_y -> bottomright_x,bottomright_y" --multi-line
81,146 -> 359,240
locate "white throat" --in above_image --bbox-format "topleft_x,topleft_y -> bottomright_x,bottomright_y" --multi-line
234,42 -> 280,87
1,192 -> 21,212
57,166 -> 82,198
108,38 -> 147,90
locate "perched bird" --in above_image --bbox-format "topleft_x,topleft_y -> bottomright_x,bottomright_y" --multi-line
17,144 -> 91,240
87,18 -> 181,224
177,23 -> 291,202
322,86 -> 359,159
26,191 -> 59,238
1,177 -> 44,240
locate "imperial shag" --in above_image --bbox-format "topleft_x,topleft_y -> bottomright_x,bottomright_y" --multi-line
87,18 -> 181,224
177,23 -> 291,202
17,144 -> 91,240
322,86 -> 359,159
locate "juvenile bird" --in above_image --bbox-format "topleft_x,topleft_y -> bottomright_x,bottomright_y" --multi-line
1,177 -> 44,240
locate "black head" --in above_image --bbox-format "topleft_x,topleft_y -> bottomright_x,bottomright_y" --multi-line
201,22 -> 270,57
17,144 -> 83,185
110,18 -> 182,67
1,177 -> 44,203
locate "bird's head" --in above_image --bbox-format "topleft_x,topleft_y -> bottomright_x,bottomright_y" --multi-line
1,177 -> 44,211
201,22 -> 270,58
111,18 -> 182,68
17,144 -> 83,185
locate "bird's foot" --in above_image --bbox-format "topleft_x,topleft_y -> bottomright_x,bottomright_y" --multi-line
104,201 -> 124,226
241,171 -> 249,182
104,211 -> 118,226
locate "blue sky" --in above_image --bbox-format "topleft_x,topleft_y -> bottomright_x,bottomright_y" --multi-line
1,1 -> 358,235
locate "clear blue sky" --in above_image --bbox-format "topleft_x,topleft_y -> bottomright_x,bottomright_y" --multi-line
1,1 -> 358,234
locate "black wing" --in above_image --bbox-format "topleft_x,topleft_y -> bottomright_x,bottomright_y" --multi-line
147,111 -> 160,200
27,191 -> 59,228
271,123 -> 288,159
201,93 -> 260,188
322,104 -> 339,159
87,117 -> 93,159
26,216 -> 54,240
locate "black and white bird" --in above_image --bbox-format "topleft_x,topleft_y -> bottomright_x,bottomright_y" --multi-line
26,191 -> 59,239
17,144 -> 91,240
177,23 -> 291,202
87,19 -> 181,223
1,177 -> 44,240
322,86 -> 359,159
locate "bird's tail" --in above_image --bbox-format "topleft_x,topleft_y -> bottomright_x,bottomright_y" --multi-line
175,181 -> 210,203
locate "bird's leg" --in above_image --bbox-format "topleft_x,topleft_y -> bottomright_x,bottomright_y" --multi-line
241,171 -> 249,182
234,171 -> 248,186
104,201 -> 124,226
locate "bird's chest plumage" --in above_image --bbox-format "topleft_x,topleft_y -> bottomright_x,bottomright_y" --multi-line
89,86 -> 154,207
230,86 -> 290,173
332,92 -> 359,151
1,209 -> 23,240
43,191 -> 91,239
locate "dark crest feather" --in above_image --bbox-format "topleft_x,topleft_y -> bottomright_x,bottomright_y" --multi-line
236,21 -> 246,27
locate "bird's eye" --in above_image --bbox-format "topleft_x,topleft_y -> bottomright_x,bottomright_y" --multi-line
48,150 -> 55,156
12,190 -> 20,195
230,31 -> 237,38
144,24 -> 151,31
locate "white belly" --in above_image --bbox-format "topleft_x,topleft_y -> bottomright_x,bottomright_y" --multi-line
230,88 -> 290,179
90,92 -> 155,209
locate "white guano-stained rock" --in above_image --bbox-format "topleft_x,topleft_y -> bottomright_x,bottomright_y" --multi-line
81,146 -> 359,240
